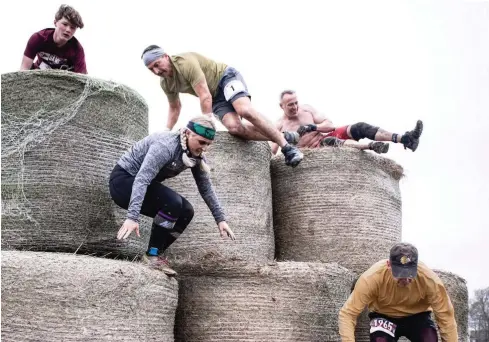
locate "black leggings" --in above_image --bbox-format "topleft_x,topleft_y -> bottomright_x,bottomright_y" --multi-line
109,164 -> 194,253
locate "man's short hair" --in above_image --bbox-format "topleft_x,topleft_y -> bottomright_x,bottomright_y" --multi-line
55,5 -> 84,29
280,89 -> 296,101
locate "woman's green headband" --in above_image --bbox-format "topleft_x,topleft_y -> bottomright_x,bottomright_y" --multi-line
187,122 -> 215,140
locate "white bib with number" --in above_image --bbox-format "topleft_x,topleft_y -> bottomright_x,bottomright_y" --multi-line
223,80 -> 246,101
370,318 -> 397,337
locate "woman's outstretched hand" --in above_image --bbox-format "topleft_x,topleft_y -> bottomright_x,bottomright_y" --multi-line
117,219 -> 140,240
218,221 -> 236,241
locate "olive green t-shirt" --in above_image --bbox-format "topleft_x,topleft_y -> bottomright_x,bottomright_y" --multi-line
160,52 -> 228,102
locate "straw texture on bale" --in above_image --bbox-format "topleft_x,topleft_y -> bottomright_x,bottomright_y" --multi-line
434,269 -> 469,342
173,258 -> 355,341
271,147 -> 403,274
1,250 -> 178,342
1,70 -> 152,257
163,132 -> 274,262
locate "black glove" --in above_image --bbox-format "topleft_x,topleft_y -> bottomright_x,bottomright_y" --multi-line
297,124 -> 317,136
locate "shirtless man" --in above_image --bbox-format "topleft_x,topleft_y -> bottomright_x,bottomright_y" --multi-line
271,90 -> 423,155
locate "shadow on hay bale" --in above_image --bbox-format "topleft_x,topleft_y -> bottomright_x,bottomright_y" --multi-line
173,255 -> 355,342
271,147 -> 403,275
163,132 -> 275,263
1,250 -> 178,342
1,70 -> 152,258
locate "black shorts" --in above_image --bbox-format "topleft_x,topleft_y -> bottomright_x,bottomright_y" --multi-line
369,311 -> 437,341
212,66 -> 251,120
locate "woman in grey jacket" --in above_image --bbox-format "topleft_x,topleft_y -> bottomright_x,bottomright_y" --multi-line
109,115 -> 235,275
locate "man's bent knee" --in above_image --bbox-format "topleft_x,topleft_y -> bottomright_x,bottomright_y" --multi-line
226,123 -> 245,136
231,96 -> 254,120
350,122 -> 379,141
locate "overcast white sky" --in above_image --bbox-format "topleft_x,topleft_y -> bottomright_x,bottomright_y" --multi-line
1,0 -> 488,296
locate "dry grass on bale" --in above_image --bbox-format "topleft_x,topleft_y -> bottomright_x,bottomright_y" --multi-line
1,250 -> 178,342
271,147 -> 403,275
1,70 -> 152,258
172,252 -> 355,342
433,269 -> 469,342
163,132 -> 275,263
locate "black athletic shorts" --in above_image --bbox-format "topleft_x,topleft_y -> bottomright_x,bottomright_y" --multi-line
369,311 -> 437,341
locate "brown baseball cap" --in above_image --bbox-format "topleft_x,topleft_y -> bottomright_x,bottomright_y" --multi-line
389,242 -> 419,278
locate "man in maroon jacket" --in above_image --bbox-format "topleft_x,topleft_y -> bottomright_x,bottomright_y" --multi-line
20,5 -> 87,74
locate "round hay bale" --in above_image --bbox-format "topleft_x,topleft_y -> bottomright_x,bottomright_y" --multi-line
271,147 -> 403,274
434,269 -> 469,342
1,250 -> 178,342
1,70 -> 152,257
173,258 -> 355,341
163,132 -> 274,262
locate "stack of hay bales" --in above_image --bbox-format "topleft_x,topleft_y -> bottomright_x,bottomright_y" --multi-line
1,69 -> 469,342
272,147 -> 404,341
1,70 -> 178,341
270,148 -> 469,342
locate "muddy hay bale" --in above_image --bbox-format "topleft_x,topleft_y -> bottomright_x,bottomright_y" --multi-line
271,147 -> 403,275
173,258 -> 355,341
1,70 -> 152,258
1,250 -> 178,342
163,132 -> 274,262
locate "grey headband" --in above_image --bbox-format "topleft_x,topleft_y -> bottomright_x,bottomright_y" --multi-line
142,47 -> 165,67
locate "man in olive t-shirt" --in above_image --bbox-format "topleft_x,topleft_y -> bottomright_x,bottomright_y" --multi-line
141,45 -> 303,168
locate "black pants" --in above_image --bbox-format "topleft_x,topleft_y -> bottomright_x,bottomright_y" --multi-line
369,311 -> 438,342
109,164 -> 194,252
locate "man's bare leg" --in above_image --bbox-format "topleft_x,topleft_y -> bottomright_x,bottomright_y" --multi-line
220,98 -> 303,167
221,112 -> 272,141
345,121 -> 423,151
321,137 -> 389,154
231,97 -> 288,148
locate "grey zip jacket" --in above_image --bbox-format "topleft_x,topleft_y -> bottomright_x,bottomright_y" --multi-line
116,131 -> 226,224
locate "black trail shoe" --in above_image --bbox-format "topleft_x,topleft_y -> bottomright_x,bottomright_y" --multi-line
369,141 -> 390,154
400,120 -> 423,152
282,145 -> 303,167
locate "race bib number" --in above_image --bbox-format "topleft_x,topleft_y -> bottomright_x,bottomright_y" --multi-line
370,318 -> 397,337
223,80 -> 246,101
